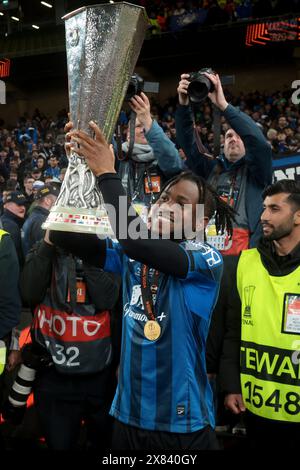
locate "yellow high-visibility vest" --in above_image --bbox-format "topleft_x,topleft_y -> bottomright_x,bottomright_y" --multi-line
237,248 -> 300,422
0,229 -> 7,241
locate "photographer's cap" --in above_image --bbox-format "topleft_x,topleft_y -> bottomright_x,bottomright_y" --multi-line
32,167 -> 42,175
32,180 -> 45,190
5,191 -> 27,206
34,183 -> 61,201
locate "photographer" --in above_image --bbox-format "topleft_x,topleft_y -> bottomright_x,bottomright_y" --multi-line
17,238 -> 121,450
117,91 -> 183,207
22,183 -> 60,256
176,71 -> 272,254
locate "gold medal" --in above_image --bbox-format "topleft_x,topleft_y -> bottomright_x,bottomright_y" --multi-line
144,320 -> 161,341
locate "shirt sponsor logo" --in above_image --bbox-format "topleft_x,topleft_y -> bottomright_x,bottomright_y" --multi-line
123,284 -> 167,324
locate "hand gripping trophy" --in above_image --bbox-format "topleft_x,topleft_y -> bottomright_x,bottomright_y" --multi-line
43,2 -> 148,235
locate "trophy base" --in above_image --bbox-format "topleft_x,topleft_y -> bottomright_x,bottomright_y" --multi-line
42,206 -> 114,236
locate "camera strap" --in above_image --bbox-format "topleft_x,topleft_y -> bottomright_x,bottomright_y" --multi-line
115,123 -> 123,161
126,111 -> 137,161
212,104 -> 221,158
66,255 -> 77,312
194,127 -> 213,159
191,104 -> 213,160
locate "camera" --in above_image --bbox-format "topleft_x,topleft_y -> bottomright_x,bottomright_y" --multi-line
125,73 -> 144,101
1,344 -> 52,425
187,67 -> 216,104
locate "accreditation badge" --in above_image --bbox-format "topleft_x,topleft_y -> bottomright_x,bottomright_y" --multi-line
67,279 -> 87,304
206,221 -> 229,251
282,294 -> 300,334
144,175 -> 161,194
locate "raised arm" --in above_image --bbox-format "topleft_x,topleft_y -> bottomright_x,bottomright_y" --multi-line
129,92 -> 183,177
68,122 -> 215,279
224,105 -> 272,187
175,73 -> 215,177
201,70 -> 272,187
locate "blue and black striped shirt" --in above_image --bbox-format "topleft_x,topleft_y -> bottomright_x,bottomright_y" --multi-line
105,239 -> 223,433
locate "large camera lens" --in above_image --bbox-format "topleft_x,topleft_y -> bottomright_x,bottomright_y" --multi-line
188,76 -> 214,104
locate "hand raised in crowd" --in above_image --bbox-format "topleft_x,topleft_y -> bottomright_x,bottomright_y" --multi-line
129,92 -> 153,132
69,121 -> 116,177
204,72 -> 228,112
177,73 -> 190,106
224,393 -> 246,414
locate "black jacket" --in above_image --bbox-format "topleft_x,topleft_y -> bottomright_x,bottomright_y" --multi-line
217,239 -> 300,394
20,240 -> 122,366
22,205 -> 49,256
0,231 -> 21,339
0,209 -> 24,267
206,255 -> 240,375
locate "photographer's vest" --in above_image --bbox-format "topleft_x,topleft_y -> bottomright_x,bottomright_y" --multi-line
237,249 -> 300,422
32,255 -> 112,375
0,229 -> 8,375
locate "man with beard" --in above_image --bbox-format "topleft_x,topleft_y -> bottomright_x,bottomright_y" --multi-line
219,179 -> 300,448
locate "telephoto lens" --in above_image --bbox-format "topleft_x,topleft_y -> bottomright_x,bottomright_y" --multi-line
8,363 -> 36,408
1,344 -> 51,425
1,364 -> 36,425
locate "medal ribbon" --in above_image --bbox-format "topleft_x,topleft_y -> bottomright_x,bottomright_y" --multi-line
141,264 -> 159,321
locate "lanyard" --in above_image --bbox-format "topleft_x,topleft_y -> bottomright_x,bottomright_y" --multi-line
145,168 -> 153,193
145,168 -> 158,204
227,172 -> 237,206
140,264 -> 159,321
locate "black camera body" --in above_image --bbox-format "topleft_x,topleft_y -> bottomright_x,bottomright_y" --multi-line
187,67 -> 215,104
125,73 -> 144,101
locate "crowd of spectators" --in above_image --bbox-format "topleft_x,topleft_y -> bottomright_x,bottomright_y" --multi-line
0,108 -> 68,210
134,0 -> 300,35
0,86 -> 300,210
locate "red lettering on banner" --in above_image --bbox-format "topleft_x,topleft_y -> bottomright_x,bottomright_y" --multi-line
33,305 -> 110,342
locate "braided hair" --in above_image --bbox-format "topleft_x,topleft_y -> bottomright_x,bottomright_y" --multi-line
160,171 -> 236,238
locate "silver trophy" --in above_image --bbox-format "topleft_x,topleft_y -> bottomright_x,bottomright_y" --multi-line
43,2 -> 148,234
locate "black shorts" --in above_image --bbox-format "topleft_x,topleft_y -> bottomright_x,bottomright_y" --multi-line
112,420 -> 219,451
